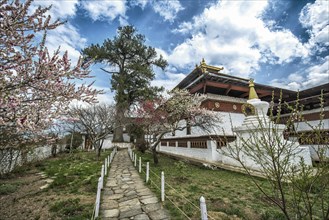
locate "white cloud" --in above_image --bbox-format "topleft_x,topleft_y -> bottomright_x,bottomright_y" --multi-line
302,56 -> 329,88
119,16 -> 129,26
81,0 -> 127,22
70,85 -> 115,107
155,48 -> 169,61
270,56 -> 329,90
46,23 -> 87,65
152,0 -> 184,22
169,0 -> 309,78
130,0 -> 149,9
81,0 -> 182,23
29,1 -> 86,66
288,73 -> 304,83
299,0 -> 329,51
151,71 -> 187,91
30,0 -> 78,20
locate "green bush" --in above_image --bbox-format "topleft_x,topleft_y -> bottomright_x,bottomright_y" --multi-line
0,183 -> 17,195
260,210 -> 287,220
50,198 -> 91,219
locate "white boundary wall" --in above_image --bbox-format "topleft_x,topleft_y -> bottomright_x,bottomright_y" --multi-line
159,140 -> 314,172
0,144 -> 65,175
159,140 -> 220,163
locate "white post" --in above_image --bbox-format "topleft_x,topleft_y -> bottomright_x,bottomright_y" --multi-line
95,177 -> 102,218
109,152 -> 112,164
101,165 -> 104,189
107,155 -> 110,166
104,158 -> 107,175
161,171 -> 165,202
139,157 -> 141,173
146,162 -> 149,183
200,196 -> 208,220
132,152 -> 134,161
134,155 -> 137,167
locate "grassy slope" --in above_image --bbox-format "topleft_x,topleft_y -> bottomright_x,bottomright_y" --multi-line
38,151 -> 110,220
133,151 -> 292,220
0,150 -> 110,220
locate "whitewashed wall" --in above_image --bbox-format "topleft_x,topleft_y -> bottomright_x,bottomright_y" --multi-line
307,145 -> 329,161
113,142 -> 133,149
101,134 -> 113,149
0,149 -> 21,175
159,140 -> 219,163
164,112 -> 246,138
0,144 -> 65,175
295,119 -> 329,132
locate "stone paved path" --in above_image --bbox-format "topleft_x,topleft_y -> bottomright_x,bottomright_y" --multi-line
100,149 -> 171,220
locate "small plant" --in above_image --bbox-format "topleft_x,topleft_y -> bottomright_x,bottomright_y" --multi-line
50,198 -> 91,219
0,183 -> 17,195
175,161 -> 187,171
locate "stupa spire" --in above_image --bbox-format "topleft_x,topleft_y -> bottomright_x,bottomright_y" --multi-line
248,79 -> 259,100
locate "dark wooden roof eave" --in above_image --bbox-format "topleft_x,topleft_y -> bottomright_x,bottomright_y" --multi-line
175,67 -> 203,89
299,83 -> 329,98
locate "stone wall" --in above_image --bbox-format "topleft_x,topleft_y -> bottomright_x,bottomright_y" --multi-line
0,144 -> 65,175
112,142 -> 133,149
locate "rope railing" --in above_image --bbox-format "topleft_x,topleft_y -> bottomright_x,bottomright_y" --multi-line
130,149 -> 216,220
90,202 -> 96,220
166,195 -> 192,220
91,146 -> 117,220
165,181 -> 201,212
149,177 -> 161,191
149,168 -> 161,179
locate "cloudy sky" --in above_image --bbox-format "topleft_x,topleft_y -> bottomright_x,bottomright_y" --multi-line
33,0 -> 329,103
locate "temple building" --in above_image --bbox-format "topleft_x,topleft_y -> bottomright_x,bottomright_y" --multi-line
159,59 -> 329,163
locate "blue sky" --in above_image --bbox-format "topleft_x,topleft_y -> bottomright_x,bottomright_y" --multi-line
32,0 -> 329,103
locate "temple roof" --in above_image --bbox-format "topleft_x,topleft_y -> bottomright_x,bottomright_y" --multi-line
175,59 -> 329,108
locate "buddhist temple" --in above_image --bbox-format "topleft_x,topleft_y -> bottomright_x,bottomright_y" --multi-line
159,59 -> 329,163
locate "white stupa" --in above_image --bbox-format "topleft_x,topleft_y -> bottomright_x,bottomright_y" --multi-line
225,79 -> 312,171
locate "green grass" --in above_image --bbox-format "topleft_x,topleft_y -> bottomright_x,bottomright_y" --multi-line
133,151 -> 300,220
0,150 -> 112,220
36,150 -> 111,219
38,151 -> 110,195
0,183 -> 18,195
49,198 -> 93,220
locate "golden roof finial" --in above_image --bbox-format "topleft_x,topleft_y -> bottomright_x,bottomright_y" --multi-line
201,58 -> 206,65
200,58 -> 207,73
248,78 -> 259,100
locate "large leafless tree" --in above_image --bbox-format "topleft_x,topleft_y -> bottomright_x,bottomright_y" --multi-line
69,104 -> 116,158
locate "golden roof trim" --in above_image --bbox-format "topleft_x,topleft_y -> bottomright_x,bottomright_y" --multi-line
199,58 -> 224,73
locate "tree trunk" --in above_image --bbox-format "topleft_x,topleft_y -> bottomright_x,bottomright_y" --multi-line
113,104 -> 125,142
97,147 -> 101,159
94,141 -> 101,160
136,130 -> 147,153
113,126 -> 124,142
51,144 -> 57,157
69,132 -> 74,154
152,147 -> 158,165
150,132 -> 167,165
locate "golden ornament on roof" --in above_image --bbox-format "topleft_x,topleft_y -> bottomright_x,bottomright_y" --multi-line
248,78 -> 259,100
241,103 -> 256,116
